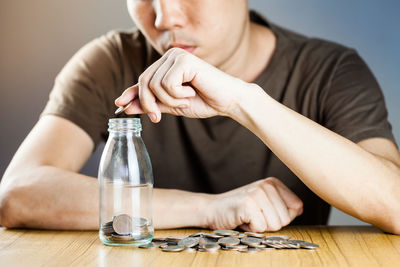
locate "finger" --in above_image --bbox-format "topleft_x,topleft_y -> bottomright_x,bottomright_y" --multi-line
169,83 -> 197,98
124,99 -> 145,114
114,48 -> 176,107
124,99 -> 184,116
153,103 -> 189,119
149,58 -> 191,108
139,77 -> 161,122
267,178 -> 304,219
115,84 -> 139,106
136,52 -> 175,122
246,209 -> 268,233
239,223 -> 252,232
237,194 -> 267,233
260,181 -> 292,227
125,99 -> 190,117
161,57 -> 197,98
138,58 -> 169,122
250,187 -> 281,232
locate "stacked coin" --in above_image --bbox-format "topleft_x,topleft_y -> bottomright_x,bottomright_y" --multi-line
101,214 -> 150,243
139,230 -> 319,253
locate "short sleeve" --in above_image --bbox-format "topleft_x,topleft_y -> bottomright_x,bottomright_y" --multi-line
322,50 -> 397,147
41,32 -> 129,148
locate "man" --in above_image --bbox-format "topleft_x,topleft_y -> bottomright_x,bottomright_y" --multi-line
1,0 -> 400,233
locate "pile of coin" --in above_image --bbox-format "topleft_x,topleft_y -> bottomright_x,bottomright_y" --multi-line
138,229 -> 319,253
101,214 -> 151,243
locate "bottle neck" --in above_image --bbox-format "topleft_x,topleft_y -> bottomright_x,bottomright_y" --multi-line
108,118 -> 142,135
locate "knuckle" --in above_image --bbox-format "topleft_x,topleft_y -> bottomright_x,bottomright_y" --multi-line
253,187 -> 264,196
138,77 -> 156,112
138,74 -> 148,87
249,187 -> 264,199
169,47 -> 184,58
138,94 -> 153,112
160,76 -> 172,89
164,47 -> 175,56
297,201 -> 304,211
261,178 -> 282,193
148,77 -> 158,89
160,78 -> 182,99
264,177 -> 277,184
293,200 -> 304,212
154,81 -> 180,107
263,180 -> 275,190
175,52 -> 190,64
169,47 -> 181,54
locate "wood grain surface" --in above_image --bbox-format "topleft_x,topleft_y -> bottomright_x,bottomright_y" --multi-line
1,226 -> 399,267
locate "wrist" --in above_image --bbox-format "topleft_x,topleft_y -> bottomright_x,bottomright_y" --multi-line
195,192 -> 214,229
228,83 -> 272,125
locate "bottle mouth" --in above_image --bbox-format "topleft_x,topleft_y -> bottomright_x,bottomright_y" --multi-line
108,118 -> 142,132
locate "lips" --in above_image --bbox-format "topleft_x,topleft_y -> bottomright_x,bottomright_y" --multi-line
167,43 -> 196,53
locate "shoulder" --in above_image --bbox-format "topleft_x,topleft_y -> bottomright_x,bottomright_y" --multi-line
86,28 -> 147,53
56,28 -> 155,90
97,28 -> 150,62
67,28 -> 149,71
271,22 -> 358,71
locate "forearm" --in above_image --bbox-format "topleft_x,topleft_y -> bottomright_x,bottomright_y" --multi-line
0,166 -> 98,230
231,85 -> 400,232
153,188 -> 210,229
0,166 -> 211,230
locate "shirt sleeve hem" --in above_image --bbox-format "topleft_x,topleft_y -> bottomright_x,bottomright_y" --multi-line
39,108 -> 104,151
345,128 -> 398,148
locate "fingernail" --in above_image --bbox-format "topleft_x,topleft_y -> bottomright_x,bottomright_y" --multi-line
114,106 -> 124,115
149,113 -> 157,121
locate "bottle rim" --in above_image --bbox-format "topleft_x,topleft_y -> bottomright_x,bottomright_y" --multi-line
108,118 -> 142,132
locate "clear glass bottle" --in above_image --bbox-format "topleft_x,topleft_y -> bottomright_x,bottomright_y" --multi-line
98,118 -> 154,246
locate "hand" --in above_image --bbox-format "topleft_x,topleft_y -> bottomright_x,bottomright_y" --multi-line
115,48 -> 253,122
205,177 -> 303,232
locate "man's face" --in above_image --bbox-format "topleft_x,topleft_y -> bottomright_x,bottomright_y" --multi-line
127,0 -> 249,67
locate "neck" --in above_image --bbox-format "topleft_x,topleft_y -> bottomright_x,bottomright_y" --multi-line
218,21 -> 276,83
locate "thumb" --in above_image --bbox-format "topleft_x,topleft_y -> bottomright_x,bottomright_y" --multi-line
115,84 -> 139,106
239,224 -> 252,232
157,102 -> 190,116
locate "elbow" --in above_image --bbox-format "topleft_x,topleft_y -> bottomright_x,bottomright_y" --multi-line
374,167 -> 400,235
385,214 -> 400,235
0,184 -> 24,228
384,185 -> 400,235
373,205 -> 400,235
379,222 -> 400,236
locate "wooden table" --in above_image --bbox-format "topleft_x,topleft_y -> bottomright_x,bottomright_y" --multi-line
1,226 -> 399,267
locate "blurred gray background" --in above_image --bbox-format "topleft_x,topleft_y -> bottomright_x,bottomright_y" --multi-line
1,0 -> 399,226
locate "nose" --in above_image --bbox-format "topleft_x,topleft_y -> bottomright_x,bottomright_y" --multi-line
154,0 -> 186,30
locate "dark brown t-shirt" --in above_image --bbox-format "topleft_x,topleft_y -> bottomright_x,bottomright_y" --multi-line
41,11 -> 397,225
